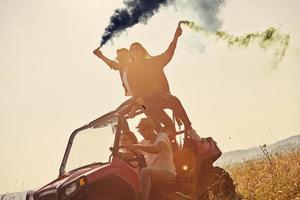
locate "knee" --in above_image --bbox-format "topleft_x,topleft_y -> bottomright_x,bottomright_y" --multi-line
167,95 -> 181,106
173,96 -> 182,105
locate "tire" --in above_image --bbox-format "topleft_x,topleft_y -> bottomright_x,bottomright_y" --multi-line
198,167 -> 237,200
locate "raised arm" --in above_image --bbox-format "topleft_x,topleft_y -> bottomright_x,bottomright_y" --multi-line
93,47 -> 120,70
150,23 -> 182,68
167,23 -> 182,57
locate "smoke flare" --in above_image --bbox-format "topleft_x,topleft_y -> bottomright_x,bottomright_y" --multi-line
100,0 -> 225,47
100,0 -> 171,47
180,20 -> 290,68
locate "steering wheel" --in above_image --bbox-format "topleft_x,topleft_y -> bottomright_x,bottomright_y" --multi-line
118,146 -> 146,169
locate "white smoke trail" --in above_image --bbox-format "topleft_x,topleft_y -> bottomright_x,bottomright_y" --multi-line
190,0 -> 225,31
173,0 -> 225,32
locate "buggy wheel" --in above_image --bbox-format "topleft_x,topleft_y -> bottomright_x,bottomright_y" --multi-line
198,167 -> 237,200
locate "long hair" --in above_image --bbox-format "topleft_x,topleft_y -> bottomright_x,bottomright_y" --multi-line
130,42 -> 152,61
122,130 -> 138,144
116,48 -> 130,62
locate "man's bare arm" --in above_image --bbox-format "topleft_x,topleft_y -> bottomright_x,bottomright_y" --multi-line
126,141 -> 166,154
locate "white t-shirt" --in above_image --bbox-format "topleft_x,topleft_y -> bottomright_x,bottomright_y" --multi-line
140,133 -> 176,175
122,71 -> 132,96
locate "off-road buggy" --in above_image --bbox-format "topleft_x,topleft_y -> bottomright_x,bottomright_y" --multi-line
30,100 -> 237,200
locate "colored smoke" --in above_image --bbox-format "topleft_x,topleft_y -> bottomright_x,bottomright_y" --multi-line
100,0 -> 172,47
180,20 -> 290,68
100,0 -> 224,47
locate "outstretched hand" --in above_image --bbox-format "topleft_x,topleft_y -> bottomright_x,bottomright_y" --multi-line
175,23 -> 182,38
93,47 -> 103,57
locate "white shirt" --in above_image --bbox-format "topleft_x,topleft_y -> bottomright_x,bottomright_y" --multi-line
140,132 -> 176,175
139,139 -> 154,166
122,71 -> 132,96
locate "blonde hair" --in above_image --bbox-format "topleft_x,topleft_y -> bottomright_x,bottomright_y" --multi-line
116,48 -> 130,62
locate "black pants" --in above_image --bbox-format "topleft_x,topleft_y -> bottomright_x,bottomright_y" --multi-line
143,94 -> 192,130
115,98 -> 174,133
115,94 -> 192,134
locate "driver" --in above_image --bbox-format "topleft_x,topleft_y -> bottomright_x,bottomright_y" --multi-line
120,130 -> 138,146
119,130 -> 139,161
119,130 -> 146,174
125,118 -> 176,200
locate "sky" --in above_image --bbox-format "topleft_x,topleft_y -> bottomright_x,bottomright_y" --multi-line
0,0 -> 299,193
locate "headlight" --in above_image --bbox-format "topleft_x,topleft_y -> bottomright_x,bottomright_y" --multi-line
63,177 -> 86,198
65,182 -> 77,196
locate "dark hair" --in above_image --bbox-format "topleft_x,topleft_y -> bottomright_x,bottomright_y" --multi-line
122,130 -> 138,144
129,42 -> 152,61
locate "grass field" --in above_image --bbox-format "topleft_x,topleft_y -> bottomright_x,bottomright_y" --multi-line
225,150 -> 300,200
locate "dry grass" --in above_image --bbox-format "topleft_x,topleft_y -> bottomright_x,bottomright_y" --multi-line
224,150 -> 300,200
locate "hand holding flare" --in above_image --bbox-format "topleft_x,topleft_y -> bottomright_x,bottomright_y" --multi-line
175,22 -> 183,39
93,47 -> 103,57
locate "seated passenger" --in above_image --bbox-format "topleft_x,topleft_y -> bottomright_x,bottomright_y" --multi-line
125,118 -> 176,200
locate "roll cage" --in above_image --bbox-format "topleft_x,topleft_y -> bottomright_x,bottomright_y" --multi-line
59,99 -> 187,177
